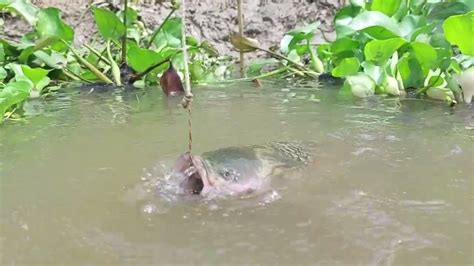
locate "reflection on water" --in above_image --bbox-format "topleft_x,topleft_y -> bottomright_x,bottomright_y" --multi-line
0,81 -> 472,265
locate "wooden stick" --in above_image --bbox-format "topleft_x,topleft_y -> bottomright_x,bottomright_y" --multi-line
237,0 -> 245,77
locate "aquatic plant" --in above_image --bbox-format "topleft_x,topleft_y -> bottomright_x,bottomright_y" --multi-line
0,0 -> 228,122
238,0 -> 473,104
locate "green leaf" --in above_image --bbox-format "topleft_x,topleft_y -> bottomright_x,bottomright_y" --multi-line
410,42 -> 437,71
0,80 -> 32,120
153,17 -> 182,49
127,46 -> 175,72
7,0 -> 38,25
0,0 -> 13,8
428,2 -> 470,21
370,0 -> 401,17
331,57 -> 360,77
117,7 -> 138,27
364,38 -> 406,65
21,65 -> 48,86
93,7 -> 125,41
330,37 -> 359,54
36,8 -> 74,51
33,50 -> 66,69
398,54 -> 424,88
458,0 -> 474,11
443,11 -> 474,56
345,11 -> 401,39
334,5 -> 362,21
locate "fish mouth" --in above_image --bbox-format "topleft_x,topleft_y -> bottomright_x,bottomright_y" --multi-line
171,152 -> 212,195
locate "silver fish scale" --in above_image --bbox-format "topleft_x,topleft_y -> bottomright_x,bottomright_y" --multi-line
269,141 -> 311,165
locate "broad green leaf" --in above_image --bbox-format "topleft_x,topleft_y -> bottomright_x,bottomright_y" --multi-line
398,15 -> 431,40
364,38 -> 406,65
93,7 -> 125,41
443,11 -> 474,56
410,42 -> 437,71
153,17 -> 182,49
36,8 -> 74,51
334,5 -> 362,21
34,35 -> 60,51
434,47 -> 452,70
344,73 -> 376,98
7,0 -> 38,25
398,54 -> 424,88
370,0 -> 401,17
428,2 -> 470,21
21,65 -> 48,86
430,33 -> 451,50
117,7 -> 138,27
0,0 -> 13,8
330,37 -> 359,54
0,80 -> 31,120
345,11 -> 401,39
33,50 -> 66,69
409,22 -> 436,42
127,46 -> 175,72
331,57 -> 360,77
458,0 -> 474,11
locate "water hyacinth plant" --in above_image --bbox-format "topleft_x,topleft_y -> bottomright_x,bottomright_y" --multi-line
247,0 -> 473,104
0,0 -> 229,122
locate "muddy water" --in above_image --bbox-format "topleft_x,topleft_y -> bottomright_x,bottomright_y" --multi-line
0,81 -> 472,265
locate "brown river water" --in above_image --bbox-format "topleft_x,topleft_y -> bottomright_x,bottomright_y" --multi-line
0,80 -> 473,265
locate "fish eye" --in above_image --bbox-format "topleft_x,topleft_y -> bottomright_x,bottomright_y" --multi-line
220,168 -> 238,182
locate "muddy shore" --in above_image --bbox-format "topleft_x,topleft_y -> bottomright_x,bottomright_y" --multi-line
2,0 -> 340,58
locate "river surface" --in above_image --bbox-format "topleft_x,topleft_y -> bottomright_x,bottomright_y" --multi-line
0,81 -> 473,265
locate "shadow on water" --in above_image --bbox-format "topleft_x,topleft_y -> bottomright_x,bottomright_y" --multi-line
0,80 -> 472,265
